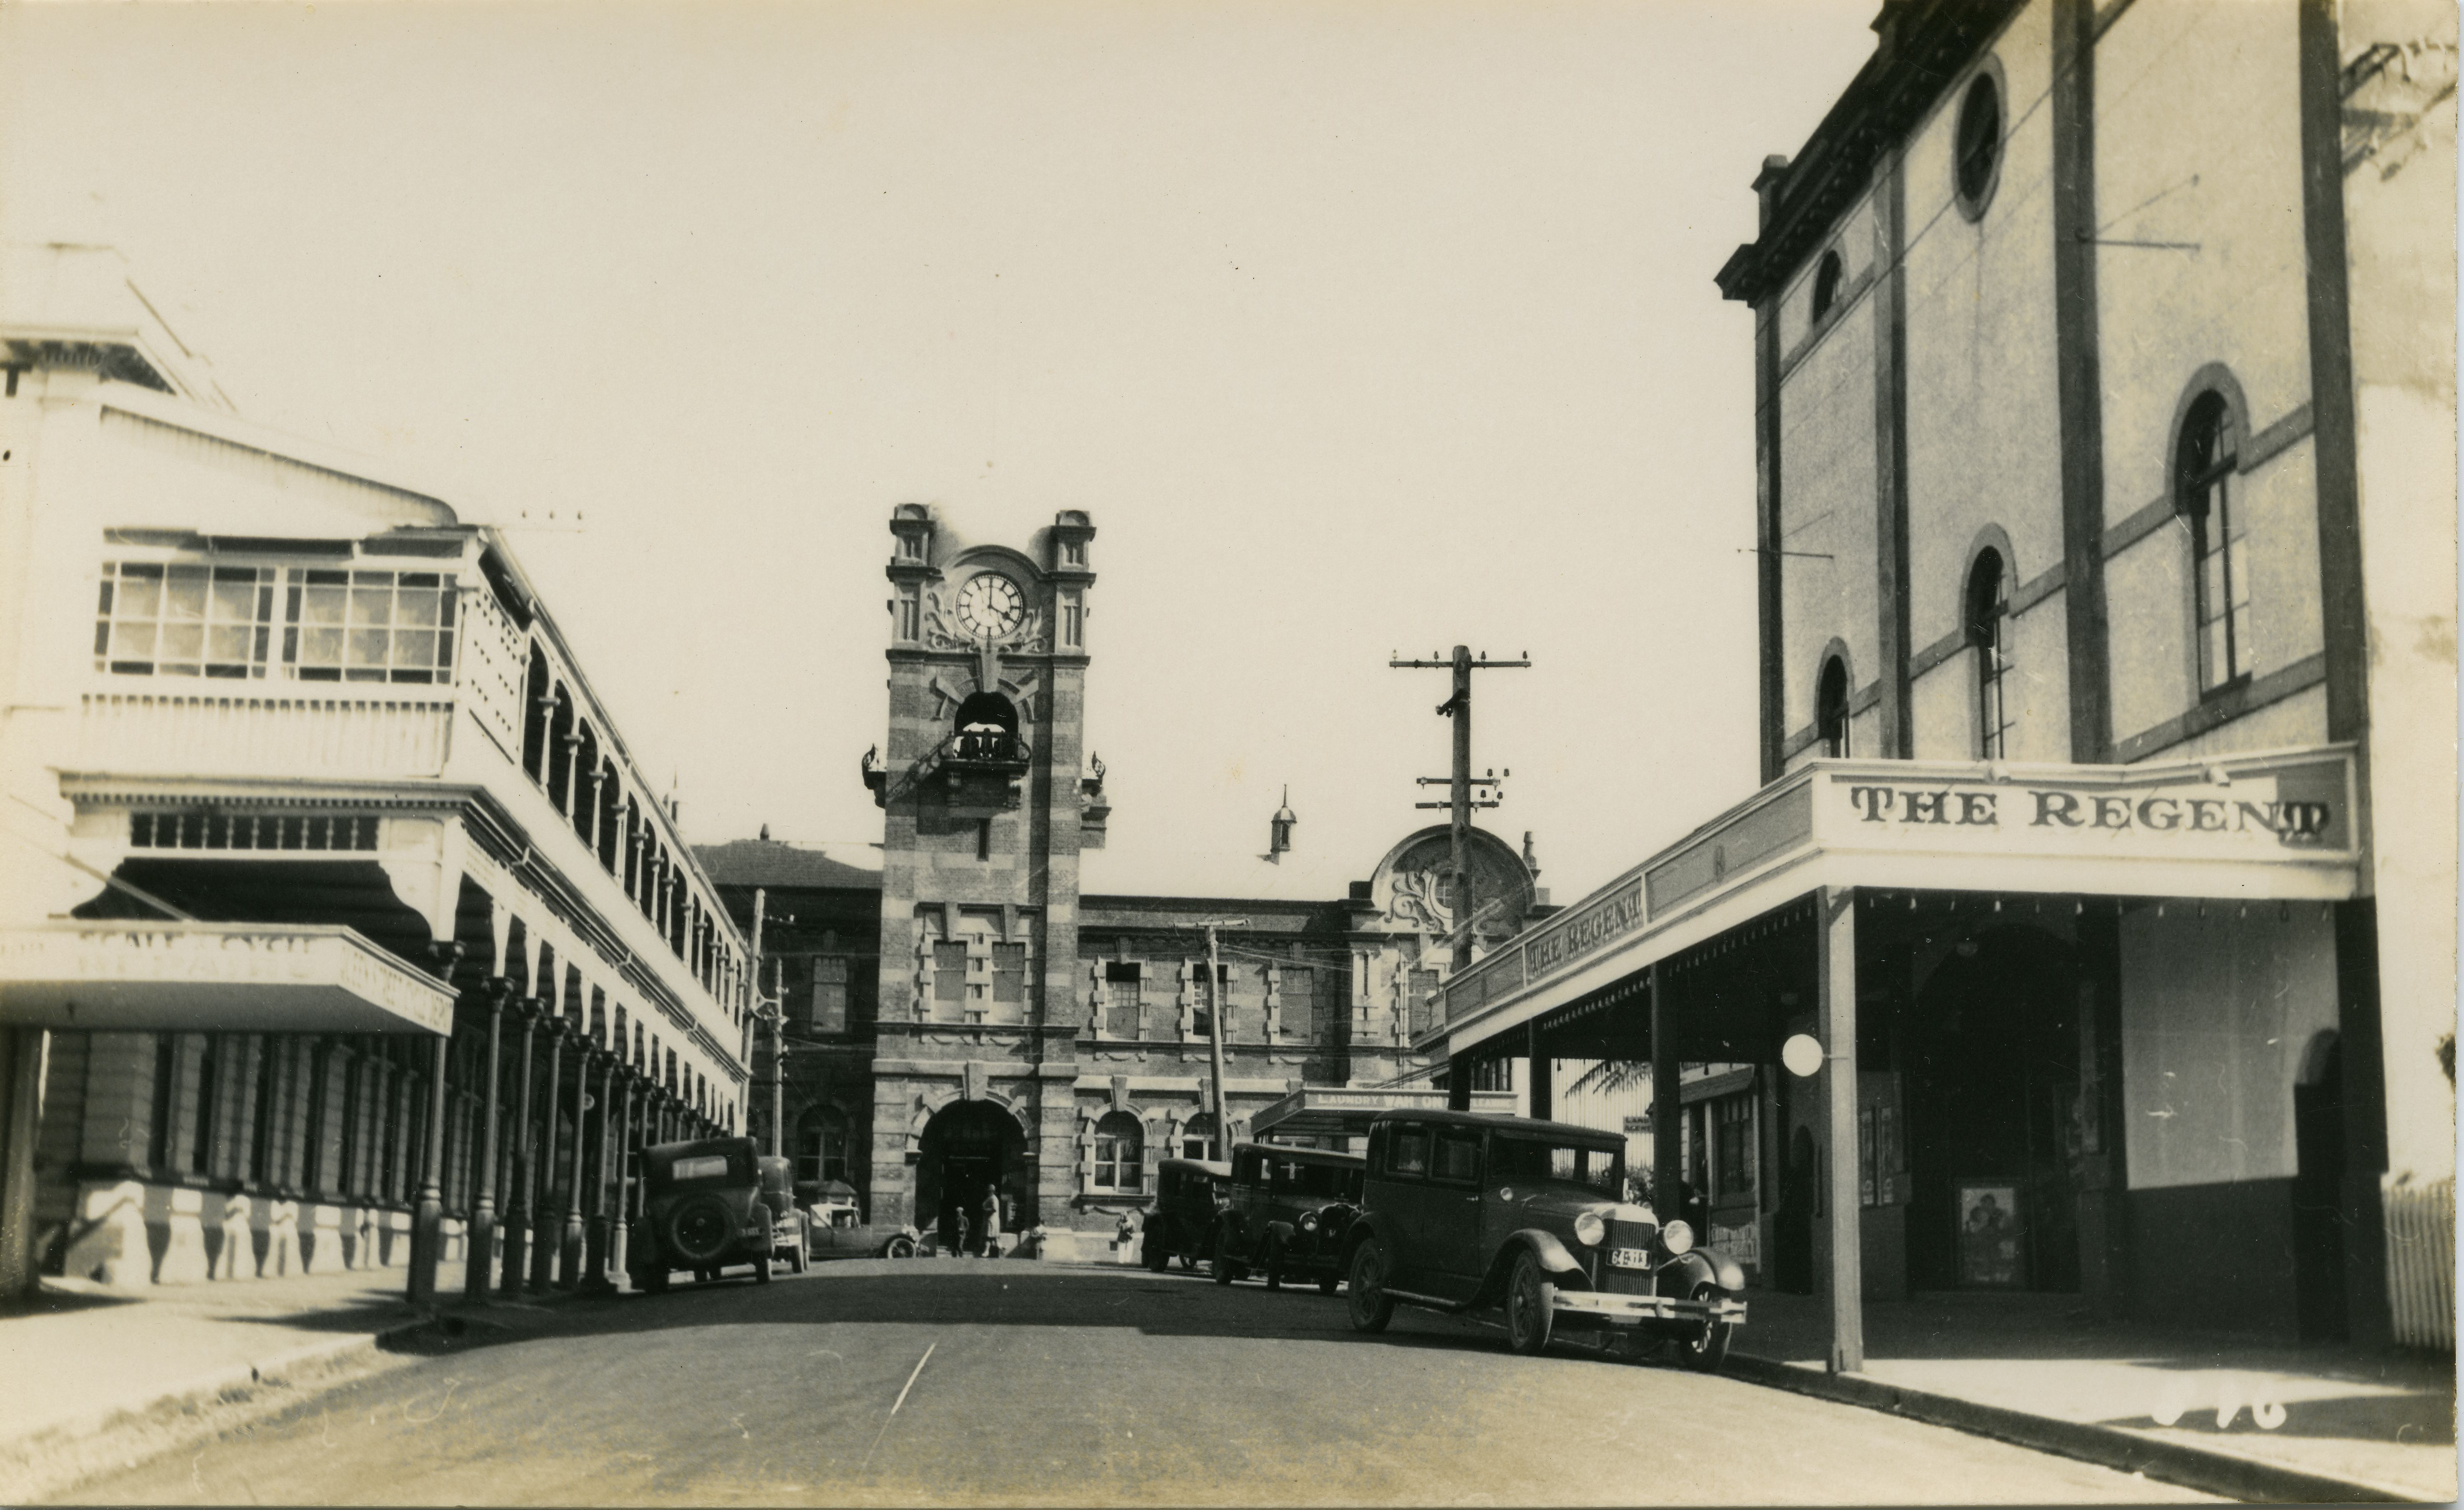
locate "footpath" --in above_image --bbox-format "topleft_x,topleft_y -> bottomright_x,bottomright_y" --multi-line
0,1266 -> 538,1503
1731,1288 -> 2456,1503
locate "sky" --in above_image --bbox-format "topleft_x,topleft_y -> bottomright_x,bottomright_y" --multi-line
0,0 -> 1880,907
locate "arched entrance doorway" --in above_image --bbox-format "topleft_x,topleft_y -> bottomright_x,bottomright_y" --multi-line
1903,924 -> 2082,1293
916,1100 -> 1030,1255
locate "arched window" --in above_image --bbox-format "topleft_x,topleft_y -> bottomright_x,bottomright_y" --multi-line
1811,250 -> 1844,322
797,1103 -> 850,1185
520,647 -> 550,781
1180,1112 -> 1219,1163
2177,393 -> 2249,690
1092,1111 -> 1144,1193
1966,550 -> 2011,759
544,689 -> 574,814
1816,657 -> 1851,759
1954,70 -> 2003,214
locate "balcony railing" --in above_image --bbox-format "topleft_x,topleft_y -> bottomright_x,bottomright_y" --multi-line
79,689 -> 453,778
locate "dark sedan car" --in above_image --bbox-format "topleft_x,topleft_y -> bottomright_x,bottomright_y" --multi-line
1210,1143 -> 1363,1294
1338,1110 -> 1746,1368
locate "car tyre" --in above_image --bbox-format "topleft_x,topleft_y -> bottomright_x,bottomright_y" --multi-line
1262,1236 -> 1284,1292
884,1235 -> 918,1260
1346,1240 -> 1395,1334
1212,1230 -> 1240,1285
754,1251 -> 773,1284
668,1194 -> 736,1268
1680,1284 -> 1733,1374
1144,1230 -> 1170,1272
1504,1251 -> 1555,1356
789,1246 -> 809,1275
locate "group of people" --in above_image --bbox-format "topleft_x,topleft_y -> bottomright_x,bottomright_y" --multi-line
934,1185 -> 1009,1257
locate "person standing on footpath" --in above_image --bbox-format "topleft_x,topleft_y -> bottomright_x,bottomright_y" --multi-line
980,1186 -> 1003,1257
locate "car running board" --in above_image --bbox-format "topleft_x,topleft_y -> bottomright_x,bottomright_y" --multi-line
1381,1286 -> 1470,1313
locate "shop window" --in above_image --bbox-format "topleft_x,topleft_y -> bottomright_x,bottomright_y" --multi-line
1714,1097 -> 1756,1199
2178,392 -> 2250,691
809,956 -> 849,1035
1953,68 -> 2003,216
1816,656 -> 1851,758
96,563 -> 276,679
1965,549 -> 2011,759
797,1103 -> 849,1185
1104,962 -> 1142,1037
1180,1112 -> 1219,1162
285,569 -> 456,684
1811,250 -> 1843,322
1093,1111 -> 1144,1192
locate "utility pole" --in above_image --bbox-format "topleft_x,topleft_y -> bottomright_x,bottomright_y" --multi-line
1391,645 -> 1530,969
750,888 -> 781,1159
768,958 -> 785,1162
1198,919 -> 1249,1156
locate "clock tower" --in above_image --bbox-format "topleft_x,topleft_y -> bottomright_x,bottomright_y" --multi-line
864,504 -> 1106,1239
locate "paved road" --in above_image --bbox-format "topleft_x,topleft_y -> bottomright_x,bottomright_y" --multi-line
57,1261 -> 2213,1506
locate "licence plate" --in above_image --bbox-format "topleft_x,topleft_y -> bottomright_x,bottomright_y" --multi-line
1608,1247 -> 1653,1270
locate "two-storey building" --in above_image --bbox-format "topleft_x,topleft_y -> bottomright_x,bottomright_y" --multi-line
1421,0 -> 2454,1361
700,506 -> 1553,1257
0,245 -> 752,1301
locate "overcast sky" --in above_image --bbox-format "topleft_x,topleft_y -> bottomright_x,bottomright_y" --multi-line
2,0 -> 1879,906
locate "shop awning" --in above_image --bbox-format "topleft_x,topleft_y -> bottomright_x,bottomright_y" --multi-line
1434,745 -> 2360,1062
1250,1085 -> 1520,1139
0,922 -> 455,1034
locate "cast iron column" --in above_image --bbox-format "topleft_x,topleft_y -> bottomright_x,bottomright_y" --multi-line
582,1049 -> 619,1292
499,998 -> 539,1296
1650,962 -> 1681,1221
559,1032 -> 590,1286
530,1014 -> 565,1293
407,943 -> 462,1306
463,979 -> 511,1303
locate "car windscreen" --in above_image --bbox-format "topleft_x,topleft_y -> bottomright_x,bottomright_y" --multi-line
1490,1136 -> 1623,1197
668,1154 -> 736,1183
1265,1158 -> 1353,1199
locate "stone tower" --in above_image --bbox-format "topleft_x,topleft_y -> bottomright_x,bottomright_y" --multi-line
863,505 -> 1106,1239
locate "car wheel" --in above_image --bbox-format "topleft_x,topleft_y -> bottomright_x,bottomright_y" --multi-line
1144,1231 -> 1170,1272
1263,1236 -> 1284,1292
1680,1285 -> 1733,1374
1504,1251 -> 1555,1356
667,1195 -> 735,1268
789,1246 -> 809,1275
1346,1241 -> 1395,1334
754,1251 -> 773,1284
884,1235 -> 917,1260
1212,1231 -> 1238,1285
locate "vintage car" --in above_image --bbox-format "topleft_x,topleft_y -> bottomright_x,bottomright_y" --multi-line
760,1157 -> 809,1275
1141,1157 -> 1231,1272
1339,1110 -> 1747,1369
1209,1142 -> 1363,1294
802,1196 -> 923,1261
629,1137 -> 776,1293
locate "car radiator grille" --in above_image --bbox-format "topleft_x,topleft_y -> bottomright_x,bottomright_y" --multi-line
1597,1218 -> 1661,1296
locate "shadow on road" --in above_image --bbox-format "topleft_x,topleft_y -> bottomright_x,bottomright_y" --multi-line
365,1263 -> 1622,1366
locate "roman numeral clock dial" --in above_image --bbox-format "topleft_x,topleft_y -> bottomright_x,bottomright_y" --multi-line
955,572 -> 1025,639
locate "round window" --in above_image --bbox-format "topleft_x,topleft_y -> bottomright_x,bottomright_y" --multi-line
1953,70 -> 2003,215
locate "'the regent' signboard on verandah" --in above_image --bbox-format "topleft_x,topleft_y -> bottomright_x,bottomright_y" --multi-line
1817,750 -> 2356,862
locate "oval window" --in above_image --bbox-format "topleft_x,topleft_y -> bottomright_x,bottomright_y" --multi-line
1954,70 -> 2003,215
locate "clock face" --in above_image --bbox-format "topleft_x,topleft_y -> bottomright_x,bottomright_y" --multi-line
954,573 -> 1025,639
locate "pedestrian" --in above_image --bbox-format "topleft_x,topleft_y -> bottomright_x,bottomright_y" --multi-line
980,1187 -> 1003,1256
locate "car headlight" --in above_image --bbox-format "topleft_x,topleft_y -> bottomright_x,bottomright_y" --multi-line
1299,1211 -> 1319,1232
1572,1211 -> 1605,1247
1660,1219 -> 1694,1255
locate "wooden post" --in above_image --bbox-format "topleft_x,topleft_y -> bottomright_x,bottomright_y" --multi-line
1650,963 -> 1681,1218
1526,1019 -> 1552,1122
0,1028 -> 48,1301
1818,886 -> 1864,1374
